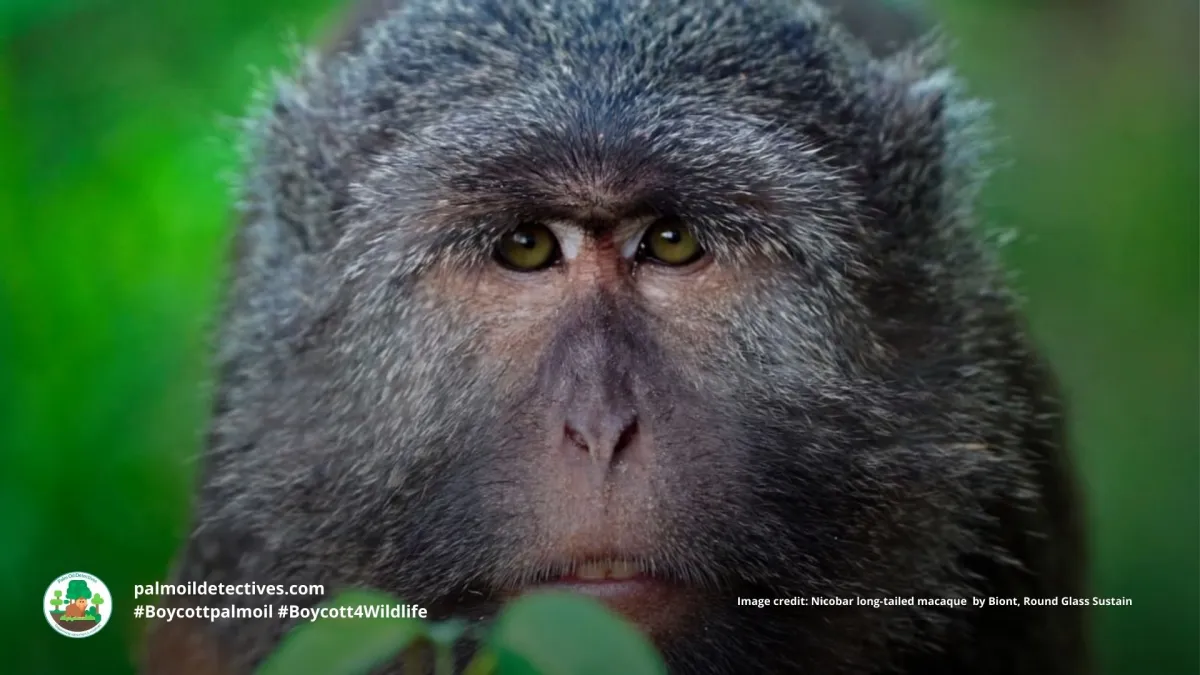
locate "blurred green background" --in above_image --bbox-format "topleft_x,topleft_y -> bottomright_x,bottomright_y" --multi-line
0,0 -> 1196,673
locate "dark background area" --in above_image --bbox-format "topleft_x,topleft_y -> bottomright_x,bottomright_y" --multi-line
1,0 -> 1196,673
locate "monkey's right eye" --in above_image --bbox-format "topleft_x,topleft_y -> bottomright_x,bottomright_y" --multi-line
494,223 -> 561,272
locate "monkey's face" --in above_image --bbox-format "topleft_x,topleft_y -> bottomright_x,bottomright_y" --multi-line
196,1 -> 1026,662
217,83 -> 1000,667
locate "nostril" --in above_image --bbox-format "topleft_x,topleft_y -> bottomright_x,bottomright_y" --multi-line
613,417 -> 638,457
564,424 -> 589,452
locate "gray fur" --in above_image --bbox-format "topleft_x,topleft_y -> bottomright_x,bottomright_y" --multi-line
148,1 -> 1089,673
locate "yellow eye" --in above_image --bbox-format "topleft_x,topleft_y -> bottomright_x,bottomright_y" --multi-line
495,223 -> 560,271
640,219 -> 703,266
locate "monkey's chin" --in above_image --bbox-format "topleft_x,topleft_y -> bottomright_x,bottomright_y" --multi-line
516,577 -> 695,642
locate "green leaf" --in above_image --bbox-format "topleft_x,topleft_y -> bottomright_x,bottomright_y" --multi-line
256,589 -> 428,675
428,618 -> 470,675
464,649 -> 500,675
489,591 -> 667,675
427,617 -> 469,649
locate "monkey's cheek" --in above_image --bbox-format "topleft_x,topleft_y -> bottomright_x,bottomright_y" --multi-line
520,579 -> 698,643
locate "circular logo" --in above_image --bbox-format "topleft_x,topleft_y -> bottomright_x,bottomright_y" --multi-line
44,572 -> 112,638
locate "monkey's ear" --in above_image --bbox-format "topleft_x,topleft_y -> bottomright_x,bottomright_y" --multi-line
860,42 -> 991,234
237,56 -> 366,258
211,61 -> 365,419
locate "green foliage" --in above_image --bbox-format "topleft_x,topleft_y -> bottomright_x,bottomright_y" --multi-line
65,580 -> 92,601
257,591 -> 668,675
257,590 -> 428,675
487,592 -> 667,675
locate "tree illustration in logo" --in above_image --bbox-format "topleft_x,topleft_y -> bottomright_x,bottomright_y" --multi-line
48,579 -> 104,632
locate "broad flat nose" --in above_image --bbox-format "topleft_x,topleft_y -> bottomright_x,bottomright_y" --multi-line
564,405 -> 639,469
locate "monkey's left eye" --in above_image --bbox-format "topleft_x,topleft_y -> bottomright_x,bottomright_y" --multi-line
494,223 -> 561,272
637,218 -> 704,266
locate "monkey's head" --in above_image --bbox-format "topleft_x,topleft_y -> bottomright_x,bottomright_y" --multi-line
193,0 -> 1043,671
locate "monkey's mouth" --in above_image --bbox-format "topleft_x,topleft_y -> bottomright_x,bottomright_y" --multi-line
551,558 -> 645,581
500,558 -> 697,640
